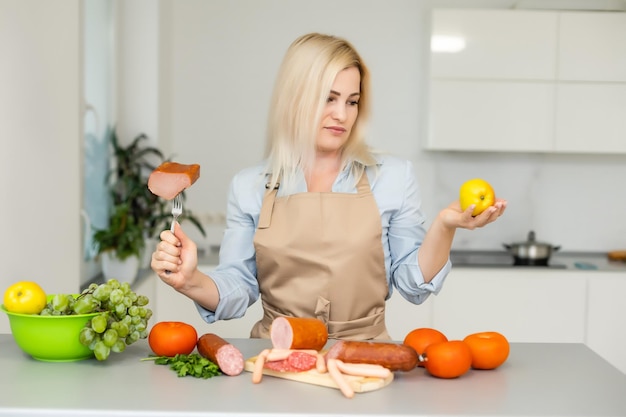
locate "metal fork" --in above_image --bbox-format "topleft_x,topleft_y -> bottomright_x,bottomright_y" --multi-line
170,194 -> 183,232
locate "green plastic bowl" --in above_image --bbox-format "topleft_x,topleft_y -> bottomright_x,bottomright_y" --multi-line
1,296 -> 98,362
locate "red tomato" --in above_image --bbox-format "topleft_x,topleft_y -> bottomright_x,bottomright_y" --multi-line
148,321 -> 198,357
424,340 -> 473,379
463,331 -> 510,370
403,328 -> 448,367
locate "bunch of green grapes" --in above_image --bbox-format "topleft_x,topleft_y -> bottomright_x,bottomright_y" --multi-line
39,279 -> 152,361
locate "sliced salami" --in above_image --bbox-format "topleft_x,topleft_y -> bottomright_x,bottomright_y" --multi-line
287,351 -> 317,371
264,352 -> 317,373
264,359 -> 293,372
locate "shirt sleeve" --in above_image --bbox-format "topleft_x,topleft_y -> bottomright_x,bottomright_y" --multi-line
195,168 -> 262,323
376,157 -> 451,304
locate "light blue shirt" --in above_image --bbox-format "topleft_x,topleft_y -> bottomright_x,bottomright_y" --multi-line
197,154 -> 451,323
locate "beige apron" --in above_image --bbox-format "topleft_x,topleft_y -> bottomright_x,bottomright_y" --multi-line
251,172 -> 390,340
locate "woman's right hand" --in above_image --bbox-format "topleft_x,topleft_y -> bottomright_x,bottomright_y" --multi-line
150,222 -> 199,291
440,198 -> 507,231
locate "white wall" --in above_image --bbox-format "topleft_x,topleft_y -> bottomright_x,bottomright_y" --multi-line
1,0 -> 82,332
155,0 -> 626,252
116,0 -> 159,143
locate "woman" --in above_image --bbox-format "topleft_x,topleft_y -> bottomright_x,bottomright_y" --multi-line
151,33 -> 507,340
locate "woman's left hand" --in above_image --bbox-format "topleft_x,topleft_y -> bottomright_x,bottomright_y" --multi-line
441,198 -> 508,230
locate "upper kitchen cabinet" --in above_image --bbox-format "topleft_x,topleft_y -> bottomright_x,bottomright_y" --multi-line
555,84 -> 626,153
555,12 -> 626,153
429,80 -> 555,152
558,12 -> 626,82
430,10 -> 558,81
427,9 -> 626,154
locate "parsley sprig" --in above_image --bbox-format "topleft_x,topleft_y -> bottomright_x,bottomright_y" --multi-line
142,353 -> 221,378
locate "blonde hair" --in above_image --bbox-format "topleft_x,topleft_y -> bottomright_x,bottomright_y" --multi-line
264,33 -> 376,192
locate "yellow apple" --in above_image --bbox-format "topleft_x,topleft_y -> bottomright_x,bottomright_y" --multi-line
459,178 -> 495,216
3,281 -> 47,314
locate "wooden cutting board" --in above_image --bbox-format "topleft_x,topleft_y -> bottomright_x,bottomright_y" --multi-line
243,356 -> 394,393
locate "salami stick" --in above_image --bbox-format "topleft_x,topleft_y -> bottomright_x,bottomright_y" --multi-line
325,340 -> 418,372
196,333 -> 244,376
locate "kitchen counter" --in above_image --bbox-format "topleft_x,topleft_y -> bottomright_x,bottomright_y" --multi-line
1,336 -> 626,417
196,249 -> 626,272
450,250 -> 626,272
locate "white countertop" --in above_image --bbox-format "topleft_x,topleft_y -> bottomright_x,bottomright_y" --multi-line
1,336 -> 626,417
197,249 -> 626,272
449,250 -> 626,272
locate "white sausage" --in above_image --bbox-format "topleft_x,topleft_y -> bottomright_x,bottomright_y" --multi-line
252,349 -> 270,384
327,359 -> 354,399
334,360 -> 391,379
316,353 -> 327,373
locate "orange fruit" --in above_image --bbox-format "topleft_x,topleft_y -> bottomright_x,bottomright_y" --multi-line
403,328 -> 448,367
459,178 -> 495,216
424,340 -> 473,379
463,331 -> 510,370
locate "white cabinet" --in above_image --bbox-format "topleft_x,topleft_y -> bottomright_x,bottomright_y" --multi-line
428,80 -> 555,151
558,12 -> 626,82
554,12 -> 626,154
555,84 -> 626,153
430,269 -> 587,343
385,292 -> 434,341
427,9 -> 626,154
586,272 -> 626,374
430,10 -> 558,80
428,9 -> 559,153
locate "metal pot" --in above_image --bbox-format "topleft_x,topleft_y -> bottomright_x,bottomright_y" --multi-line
503,231 -> 561,265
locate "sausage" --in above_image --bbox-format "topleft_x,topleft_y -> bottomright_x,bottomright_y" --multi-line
148,161 -> 200,200
252,349 -> 270,383
197,333 -> 244,376
270,317 -> 328,351
325,340 -> 418,372
327,359 -> 354,399
334,360 -> 392,379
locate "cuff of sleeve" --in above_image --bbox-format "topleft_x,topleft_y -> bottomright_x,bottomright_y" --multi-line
417,259 -> 450,295
395,258 -> 451,304
194,270 -> 253,324
195,302 -> 217,324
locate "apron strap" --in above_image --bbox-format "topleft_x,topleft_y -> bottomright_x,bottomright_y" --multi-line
259,172 -> 370,228
355,170 -> 371,194
258,183 -> 279,229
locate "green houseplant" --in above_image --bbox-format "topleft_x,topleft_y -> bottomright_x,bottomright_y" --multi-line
93,130 -> 205,281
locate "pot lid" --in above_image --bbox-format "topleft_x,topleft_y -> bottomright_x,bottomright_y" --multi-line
512,231 -> 553,247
